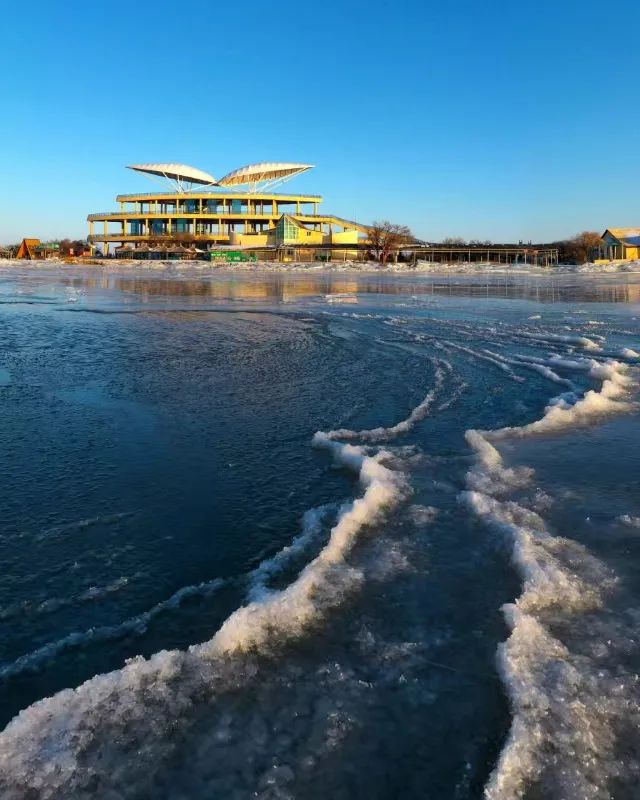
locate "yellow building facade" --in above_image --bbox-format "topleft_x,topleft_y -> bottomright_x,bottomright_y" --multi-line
87,163 -> 370,260
599,228 -> 640,261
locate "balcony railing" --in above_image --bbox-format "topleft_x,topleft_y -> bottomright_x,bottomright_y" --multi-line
87,210 -> 317,221
87,233 -> 232,243
116,190 -> 322,201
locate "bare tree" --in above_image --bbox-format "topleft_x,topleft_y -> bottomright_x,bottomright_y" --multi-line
564,231 -> 602,264
0,244 -> 18,258
368,220 -> 413,264
441,237 -> 467,246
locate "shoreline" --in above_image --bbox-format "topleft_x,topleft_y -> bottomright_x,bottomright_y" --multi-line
1,258 -> 640,276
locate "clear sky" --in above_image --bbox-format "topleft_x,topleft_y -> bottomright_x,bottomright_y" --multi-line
1,0 -> 639,244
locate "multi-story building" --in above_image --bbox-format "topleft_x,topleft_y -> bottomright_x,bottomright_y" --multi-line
87,163 -> 371,261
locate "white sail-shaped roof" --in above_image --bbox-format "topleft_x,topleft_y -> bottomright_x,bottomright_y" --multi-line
218,162 -> 313,187
128,163 -> 218,185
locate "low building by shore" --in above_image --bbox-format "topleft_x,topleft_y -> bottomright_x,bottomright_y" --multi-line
598,228 -> 640,262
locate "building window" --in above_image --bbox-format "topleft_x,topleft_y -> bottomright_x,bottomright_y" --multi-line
276,217 -> 300,243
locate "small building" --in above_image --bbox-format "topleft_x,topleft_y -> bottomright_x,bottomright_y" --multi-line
66,243 -> 91,257
15,239 -> 61,260
599,229 -> 640,261
15,239 -> 41,259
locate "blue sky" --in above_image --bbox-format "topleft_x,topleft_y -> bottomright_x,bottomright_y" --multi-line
1,0 -> 639,244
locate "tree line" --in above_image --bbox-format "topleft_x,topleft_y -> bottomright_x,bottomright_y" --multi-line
431,232 -> 603,261
366,223 -> 604,264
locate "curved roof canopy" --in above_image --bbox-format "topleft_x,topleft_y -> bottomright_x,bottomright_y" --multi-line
128,163 -> 218,186
218,162 -> 314,187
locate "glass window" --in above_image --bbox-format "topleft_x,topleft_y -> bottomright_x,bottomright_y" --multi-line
276,217 -> 299,243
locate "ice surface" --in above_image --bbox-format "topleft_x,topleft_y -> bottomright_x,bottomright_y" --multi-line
463,345 -> 640,799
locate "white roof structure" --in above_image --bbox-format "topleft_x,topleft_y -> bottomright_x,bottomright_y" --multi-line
128,163 -> 218,190
126,161 -> 313,193
218,162 -> 314,192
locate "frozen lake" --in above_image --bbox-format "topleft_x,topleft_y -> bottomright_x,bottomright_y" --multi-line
0,267 -> 638,799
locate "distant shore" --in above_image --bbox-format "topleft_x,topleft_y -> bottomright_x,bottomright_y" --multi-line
1,258 -> 639,275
